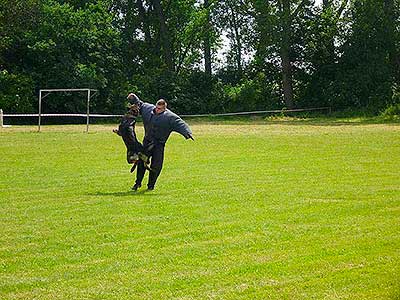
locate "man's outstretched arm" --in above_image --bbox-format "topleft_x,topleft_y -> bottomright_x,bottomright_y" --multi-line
171,115 -> 194,140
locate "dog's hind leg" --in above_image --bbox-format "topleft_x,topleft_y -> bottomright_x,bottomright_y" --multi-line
138,152 -> 152,171
130,162 -> 138,173
144,161 -> 152,171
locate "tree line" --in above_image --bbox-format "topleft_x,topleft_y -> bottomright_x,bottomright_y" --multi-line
0,0 -> 399,115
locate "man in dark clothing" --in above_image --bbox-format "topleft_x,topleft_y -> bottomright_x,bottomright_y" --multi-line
127,93 -> 193,191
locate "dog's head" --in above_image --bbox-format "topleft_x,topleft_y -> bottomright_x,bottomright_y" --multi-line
127,103 -> 140,117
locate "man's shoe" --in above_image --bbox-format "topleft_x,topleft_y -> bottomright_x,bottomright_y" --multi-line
132,183 -> 141,191
147,186 -> 154,191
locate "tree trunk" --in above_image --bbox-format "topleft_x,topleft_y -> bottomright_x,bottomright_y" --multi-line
233,20 -> 242,78
151,0 -> 174,71
204,0 -> 212,76
136,0 -> 152,48
227,1 -> 242,80
123,0 -> 136,76
280,0 -> 294,109
125,0 -> 135,40
322,0 -> 336,65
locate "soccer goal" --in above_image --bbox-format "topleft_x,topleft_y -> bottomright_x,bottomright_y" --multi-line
38,88 -> 98,132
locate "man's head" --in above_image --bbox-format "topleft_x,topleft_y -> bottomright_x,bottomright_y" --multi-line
155,99 -> 167,115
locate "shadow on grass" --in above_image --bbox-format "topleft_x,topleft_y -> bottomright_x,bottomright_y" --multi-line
89,190 -> 159,197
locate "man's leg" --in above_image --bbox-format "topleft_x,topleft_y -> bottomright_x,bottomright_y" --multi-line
133,139 -> 153,190
147,145 -> 165,190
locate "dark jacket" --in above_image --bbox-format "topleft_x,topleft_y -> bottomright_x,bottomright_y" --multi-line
130,95 -> 192,145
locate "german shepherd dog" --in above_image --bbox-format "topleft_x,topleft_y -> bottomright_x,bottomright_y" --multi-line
113,104 -> 151,172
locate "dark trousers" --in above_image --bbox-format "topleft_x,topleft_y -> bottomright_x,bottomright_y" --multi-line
135,141 -> 165,188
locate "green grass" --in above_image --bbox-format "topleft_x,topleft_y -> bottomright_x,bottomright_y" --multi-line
1,120 -> 399,299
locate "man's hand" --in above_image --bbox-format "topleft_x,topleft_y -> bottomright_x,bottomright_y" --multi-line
127,93 -> 140,104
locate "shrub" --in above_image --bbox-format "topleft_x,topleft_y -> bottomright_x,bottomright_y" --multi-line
381,104 -> 400,119
0,70 -> 35,113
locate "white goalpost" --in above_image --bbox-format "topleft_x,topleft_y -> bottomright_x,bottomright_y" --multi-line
0,109 -> 11,128
38,88 -> 98,133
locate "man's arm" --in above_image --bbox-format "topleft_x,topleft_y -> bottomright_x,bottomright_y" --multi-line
170,115 -> 194,140
127,93 -> 143,107
127,93 -> 155,118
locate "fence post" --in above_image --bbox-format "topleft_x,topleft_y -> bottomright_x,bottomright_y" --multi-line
38,90 -> 42,132
0,109 -> 3,128
86,89 -> 90,133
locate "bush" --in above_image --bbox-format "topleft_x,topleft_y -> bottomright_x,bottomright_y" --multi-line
0,70 -> 35,113
381,104 -> 400,119
380,85 -> 400,119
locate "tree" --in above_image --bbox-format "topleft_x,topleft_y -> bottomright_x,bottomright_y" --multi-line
0,0 -> 43,112
0,0 -> 42,70
336,0 -> 393,110
214,0 -> 255,83
151,0 -> 174,71
253,0 -> 314,109
299,0 -> 349,108
383,0 -> 400,81
1,0 -> 398,115
279,0 -> 294,109
203,0 -> 212,76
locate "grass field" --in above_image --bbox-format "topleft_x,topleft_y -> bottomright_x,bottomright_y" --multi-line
1,119 -> 400,299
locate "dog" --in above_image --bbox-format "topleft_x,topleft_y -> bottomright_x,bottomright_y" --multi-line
113,104 -> 152,172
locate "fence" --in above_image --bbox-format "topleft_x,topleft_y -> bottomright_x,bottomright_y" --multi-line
1,107 -> 332,132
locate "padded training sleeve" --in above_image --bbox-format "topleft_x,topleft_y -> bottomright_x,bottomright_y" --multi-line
171,115 -> 192,139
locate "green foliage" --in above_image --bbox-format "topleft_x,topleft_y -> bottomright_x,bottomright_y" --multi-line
381,86 -> 400,119
1,0 -> 123,113
170,71 -> 222,114
1,0 -> 399,115
299,3 -> 339,108
0,70 -> 34,113
224,79 -> 261,112
335,0 -> 393,112
381,103 -> 400,119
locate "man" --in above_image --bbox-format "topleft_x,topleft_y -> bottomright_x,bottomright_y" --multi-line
127,93 -> 194,191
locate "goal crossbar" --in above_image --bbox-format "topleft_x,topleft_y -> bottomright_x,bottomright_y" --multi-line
38,88 -> 98,132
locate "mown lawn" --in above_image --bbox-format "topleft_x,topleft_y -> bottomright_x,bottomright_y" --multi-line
1,120 -> 399,299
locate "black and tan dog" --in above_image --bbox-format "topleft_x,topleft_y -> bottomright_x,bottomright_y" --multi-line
113,104 -> 151,172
